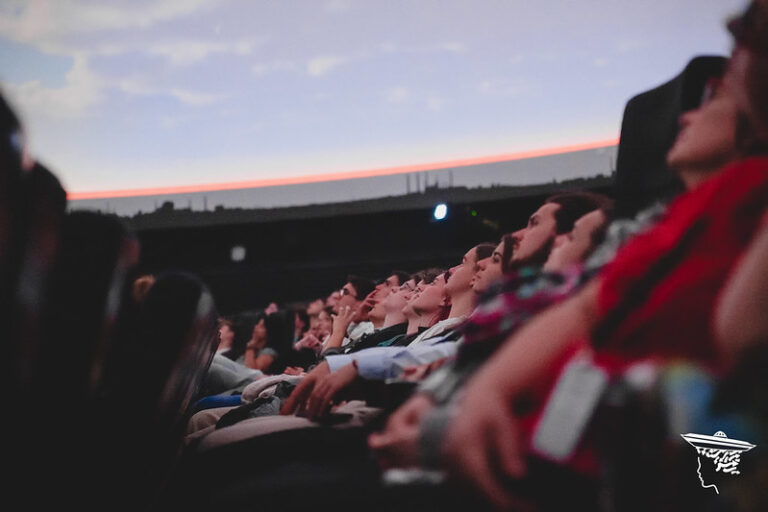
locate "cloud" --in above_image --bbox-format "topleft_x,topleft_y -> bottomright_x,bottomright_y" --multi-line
3,53 -> 104,118
145,38 -> 258,66
386,86 -> 410,103
251,60 -> 299,77
376,41 -> 466,55
307,55 -> 348,77
325,0 -> 354,13
0,0 -> 215,52
115,76 -> 224,106
477,78 -> 531,97
169,88 -> 224,106
426,96 -> 443,111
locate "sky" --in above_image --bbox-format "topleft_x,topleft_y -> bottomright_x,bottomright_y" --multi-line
0,0 -> 748,209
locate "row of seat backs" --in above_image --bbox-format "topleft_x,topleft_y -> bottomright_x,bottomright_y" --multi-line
0,95 -> 220,511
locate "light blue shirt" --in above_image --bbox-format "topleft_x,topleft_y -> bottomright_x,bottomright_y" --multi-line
325,332 -> 461,380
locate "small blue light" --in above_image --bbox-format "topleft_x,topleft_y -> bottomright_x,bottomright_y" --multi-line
433,203 -> 448,220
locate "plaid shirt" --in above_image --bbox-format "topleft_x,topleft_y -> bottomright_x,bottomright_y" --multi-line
458,265 -> 589,366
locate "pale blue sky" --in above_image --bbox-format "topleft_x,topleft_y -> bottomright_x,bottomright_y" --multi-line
0,0 -> 747,198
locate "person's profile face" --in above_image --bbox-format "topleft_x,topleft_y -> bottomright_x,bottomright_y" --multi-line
445,247 -> 479,297
512,203 -> 560,265
334,282 -> 359,313
666,80 -> 739,175
543,210 -> 606,272
472,242 -> 504,294
382,279 -> 415,315
410,274 -> 447,314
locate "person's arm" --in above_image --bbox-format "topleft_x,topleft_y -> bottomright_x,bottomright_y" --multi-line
441,279 -> 601,511
715,211 -> 768,365
243,346 -> 276,372
354,339 -> 459,380
321,305 -> 355,353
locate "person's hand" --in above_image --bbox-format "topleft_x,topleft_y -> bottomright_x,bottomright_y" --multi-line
264,302 -> 279,315
368,393 -> 436,469
305,361 -> 360,420
283,366 -> 305,376
400,357 -> 450,382
354,290 -> 378,322
280,361 -> 330,415
441,377 -> 527,511
332,305 -> 356,333
294,333 -> 321,351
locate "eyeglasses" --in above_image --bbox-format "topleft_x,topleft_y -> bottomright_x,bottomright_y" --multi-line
728,2 -> 768,55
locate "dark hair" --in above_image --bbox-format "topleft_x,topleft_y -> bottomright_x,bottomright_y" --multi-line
728,0 -> 768,55
589,210 -> 614,254
545,191 -> 614,234
474,243 -> 496,262
293,307 -> 309,335
218,317 -> 235,331
346,274 -> 376,300
391,270 -> 411,287
736,110 -> 768,155
500,234 -> 517,275
729,1 -> 768,136
415,267 -> 444,285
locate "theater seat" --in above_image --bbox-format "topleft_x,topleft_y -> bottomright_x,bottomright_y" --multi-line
93,270 -> 219,511
613,55 -> 727,219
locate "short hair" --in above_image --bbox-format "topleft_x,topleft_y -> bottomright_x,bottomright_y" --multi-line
589,210 -> 613,255
412,267 -> 444,285
218,317 -> 235,331
347,274 -> 376,300
545,191 -> 614,234
391,270 -> 411,287
500,233 -> 517,275
474,243 -> 496,261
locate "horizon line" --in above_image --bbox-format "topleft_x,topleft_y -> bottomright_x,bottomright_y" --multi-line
68,138 -> 619,201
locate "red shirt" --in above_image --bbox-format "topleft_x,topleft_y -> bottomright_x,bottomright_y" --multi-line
526,157 -> 768,475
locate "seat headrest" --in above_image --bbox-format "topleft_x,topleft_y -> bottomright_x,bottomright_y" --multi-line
613,55 -> 728,219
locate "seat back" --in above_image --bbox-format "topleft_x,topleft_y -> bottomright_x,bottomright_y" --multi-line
94,270 -> 219,511
613,55 -> 727,218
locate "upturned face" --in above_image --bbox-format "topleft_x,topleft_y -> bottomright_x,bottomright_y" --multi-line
445,247 -> 480,298
543,210 -> 607,272
666,81 -> 740,177
409,273 -> 447,315
472,242 -> 504,294
509,203 -> 560,265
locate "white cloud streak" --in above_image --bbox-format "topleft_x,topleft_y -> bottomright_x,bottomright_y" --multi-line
3,53 -> 104,118
307,55 -> 349,77
0,0 -> 215,50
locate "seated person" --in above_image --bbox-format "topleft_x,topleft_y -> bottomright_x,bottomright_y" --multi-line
279,191 -> 612,420
242,315 -> 279,372
368,66 -> 758,494
436,59 -> 768,509
280,245 -> 494,421
368,206 -> 613,470
321,268 -> 444,355
215,317 -> 236,355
